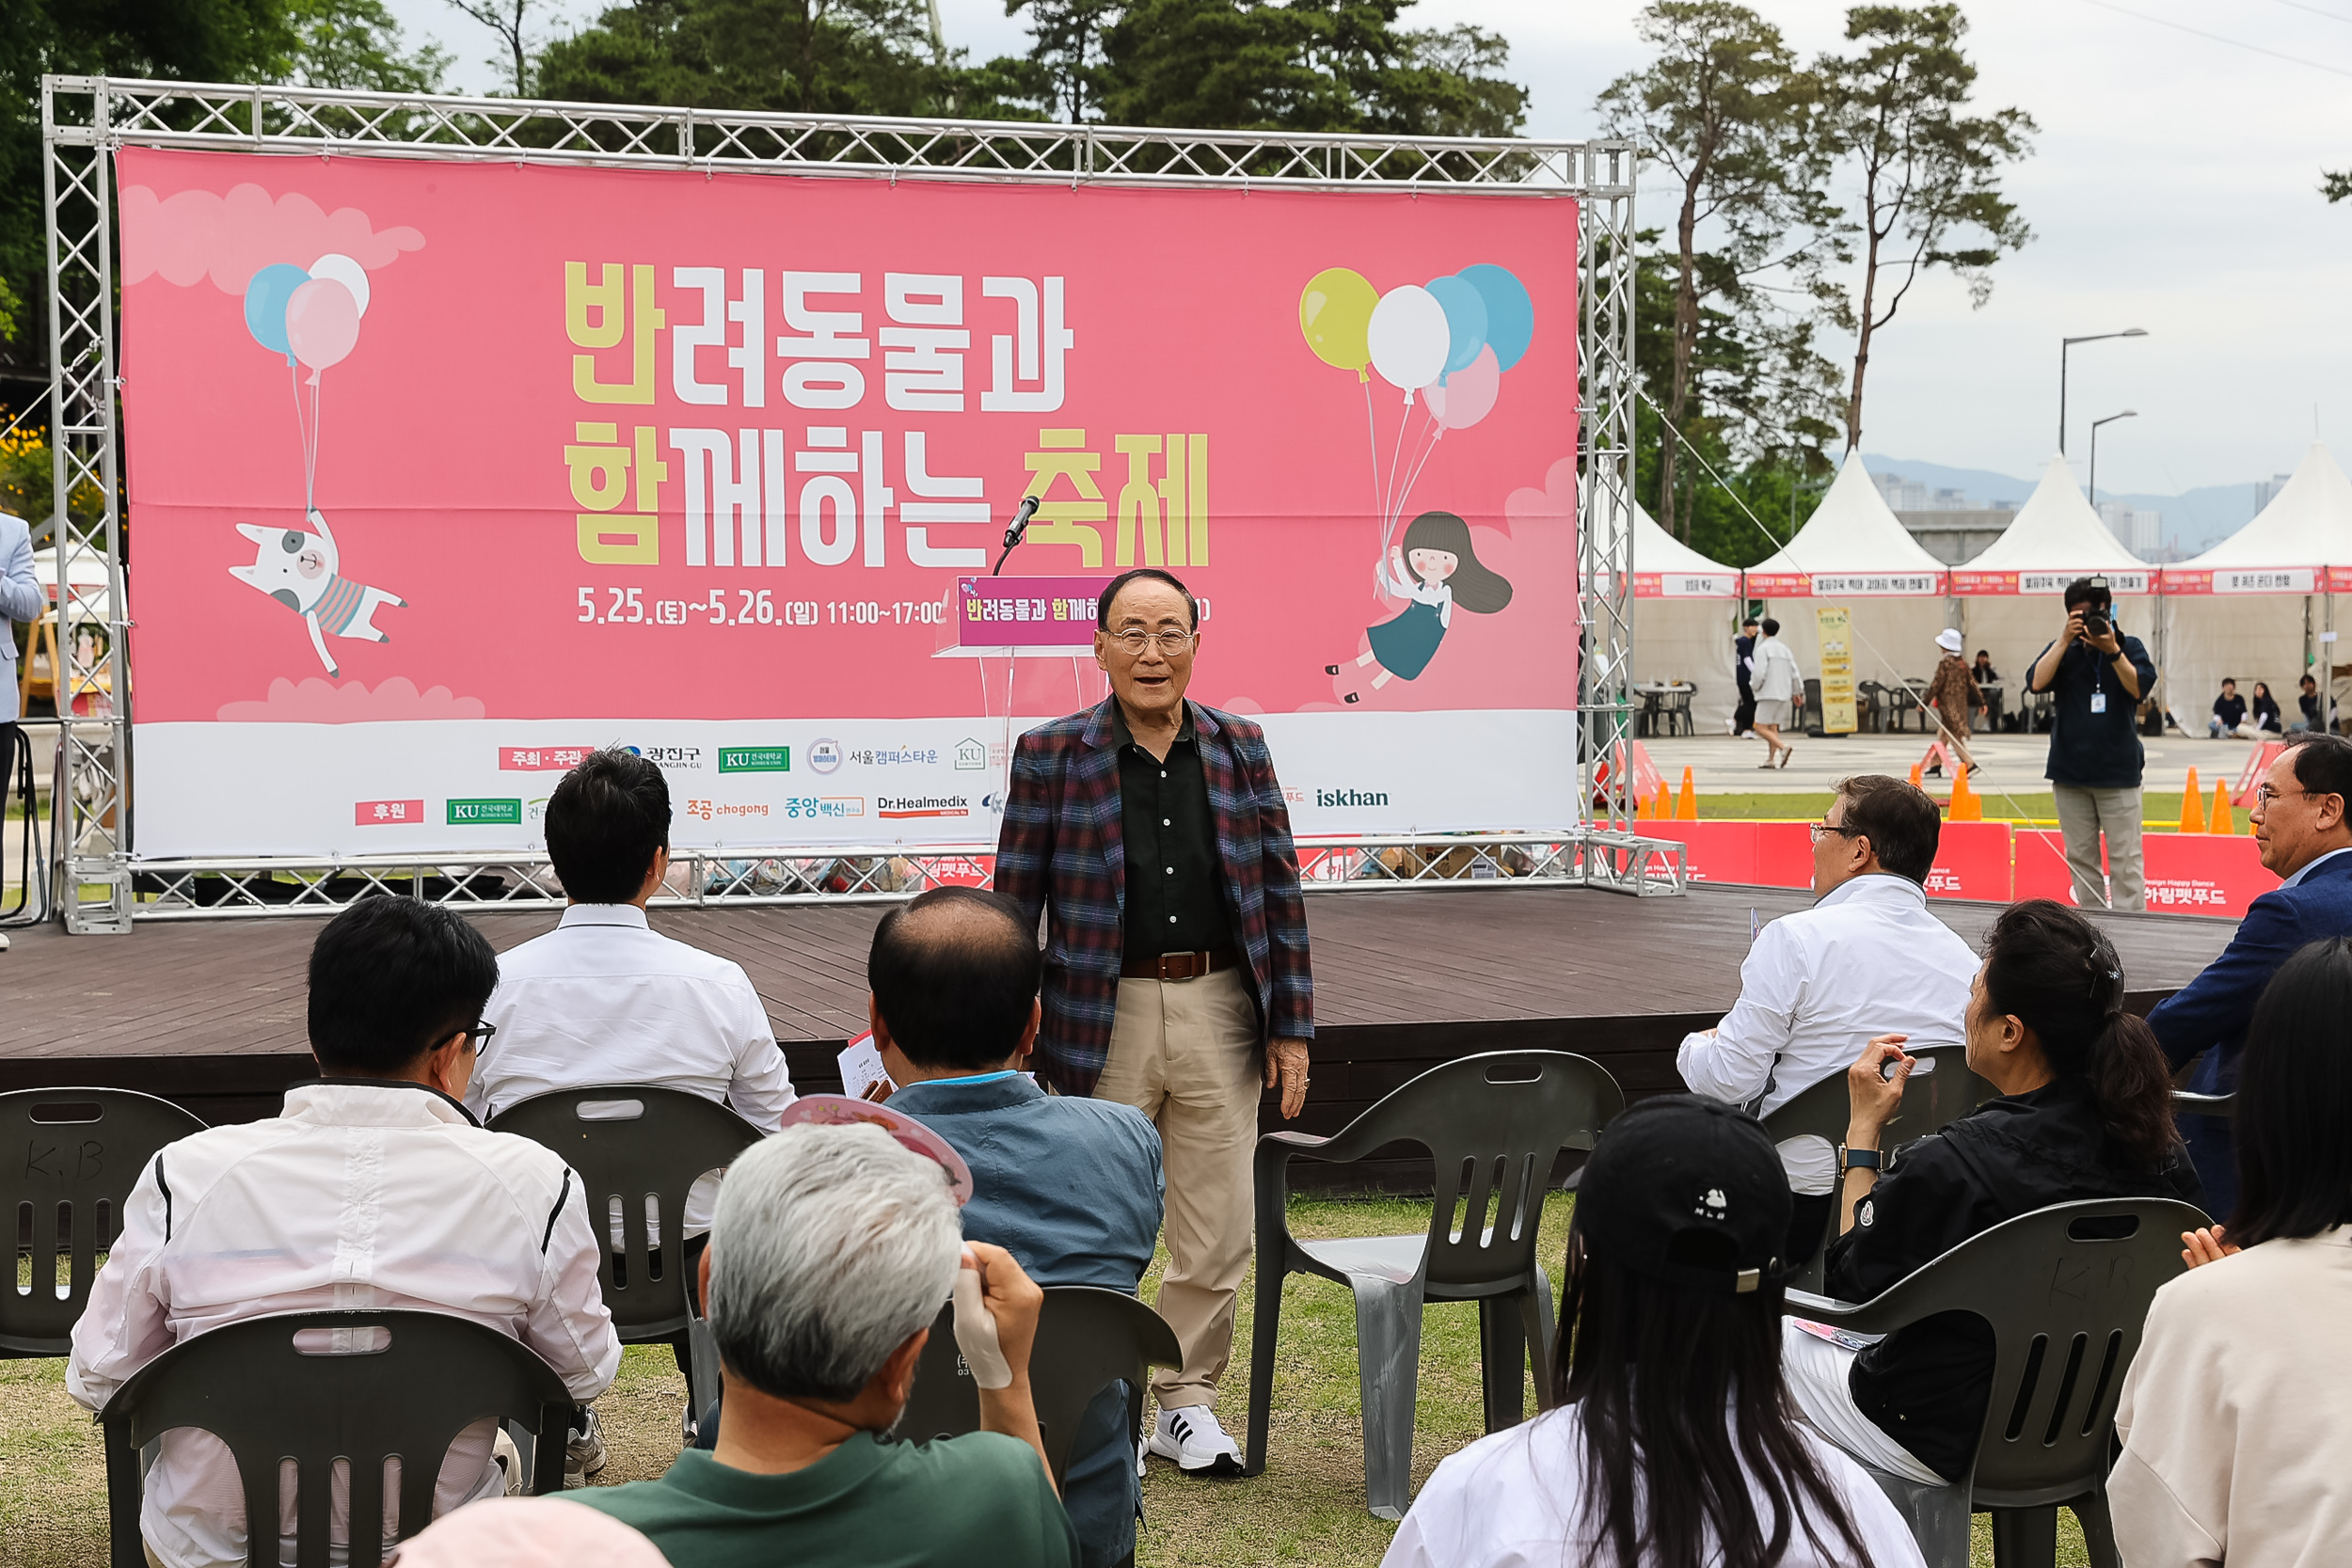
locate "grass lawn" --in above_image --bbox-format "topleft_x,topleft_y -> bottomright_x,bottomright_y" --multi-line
3,1197 -> 2090,1566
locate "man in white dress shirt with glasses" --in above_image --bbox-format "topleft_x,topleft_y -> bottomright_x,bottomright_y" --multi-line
1676,774 -> 1976,1264
469,746 -> 796,1433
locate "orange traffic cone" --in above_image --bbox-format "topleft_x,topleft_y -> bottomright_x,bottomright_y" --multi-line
1909,760 -> 1924,787
1950,764 -> 1983,822
1634,785 -> 1651,820
2211,778 -> 2235,835
1654,781 -> 1673,819
2179,768 -> 2206,833
1677,767 -> 1698,820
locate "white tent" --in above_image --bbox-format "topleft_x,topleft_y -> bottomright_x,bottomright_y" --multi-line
1591,499 -> 1743,733
1950,455 -> 2153,721
1748,453 -> 1951,712
2160,441 -> 2352,733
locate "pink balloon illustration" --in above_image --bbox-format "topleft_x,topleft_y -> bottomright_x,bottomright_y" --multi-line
284,277 -> 361,376
1423,345 -> 1501,432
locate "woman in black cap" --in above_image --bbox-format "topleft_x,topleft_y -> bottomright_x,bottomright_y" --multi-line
1384,1096 -> 1921,1568
1782,898 -> 2201,1488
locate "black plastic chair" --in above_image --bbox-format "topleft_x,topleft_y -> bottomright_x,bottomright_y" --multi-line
98,1307 -> 572,1568
1244,1051 -> 1623,1518
488,1085 -> 762,1417
1785,1196 -> 2209,1568
1762,1045 -> 1999,1291
898,1285 -> 1182,1487
1,1087 -> 206,1357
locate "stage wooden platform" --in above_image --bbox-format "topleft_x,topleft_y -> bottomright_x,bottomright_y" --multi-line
0,884 -> 2238,1155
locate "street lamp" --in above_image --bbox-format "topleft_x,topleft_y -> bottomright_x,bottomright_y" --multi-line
2059,328 -> 2149,455
2090,409 -> 2137,508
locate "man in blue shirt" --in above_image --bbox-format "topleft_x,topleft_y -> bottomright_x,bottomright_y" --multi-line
874,887 -> 1164,1568
2150,734 -> 2352,1211
2026,577 -> 2159,911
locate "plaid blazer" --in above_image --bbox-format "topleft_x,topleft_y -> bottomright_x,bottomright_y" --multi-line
995,697 -> 1313,1098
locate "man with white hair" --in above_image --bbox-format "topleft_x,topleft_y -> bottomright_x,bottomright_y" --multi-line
575,1123 -> 1078,1565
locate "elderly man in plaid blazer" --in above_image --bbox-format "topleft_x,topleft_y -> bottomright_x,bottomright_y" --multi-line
996,566 -> 1313,1478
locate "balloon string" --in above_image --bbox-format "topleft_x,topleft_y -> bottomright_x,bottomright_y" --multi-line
1379,392 -> 1411,546
1387,410 -> 1445,545
308,372 -> 323,515
287,361 -> 316,515
1361,376 -> 1381,556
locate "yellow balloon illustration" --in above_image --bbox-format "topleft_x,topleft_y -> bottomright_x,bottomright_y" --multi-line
1299,267 -> 1376,378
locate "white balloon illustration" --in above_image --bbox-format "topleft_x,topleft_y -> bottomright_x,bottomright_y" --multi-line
1365,284 -> 1450,404
307,253 -> 371,319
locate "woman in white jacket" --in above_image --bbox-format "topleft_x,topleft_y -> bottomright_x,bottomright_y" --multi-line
1750,616 -> 1801,770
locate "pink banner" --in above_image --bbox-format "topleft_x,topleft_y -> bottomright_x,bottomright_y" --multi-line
115,150 -> 1581,855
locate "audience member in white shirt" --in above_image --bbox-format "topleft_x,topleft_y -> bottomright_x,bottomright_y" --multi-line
68,898 -> 621,1568
1383,1096 -> 1923,1568
469,746 -> 793,1430
1677,773 -> 1976,1261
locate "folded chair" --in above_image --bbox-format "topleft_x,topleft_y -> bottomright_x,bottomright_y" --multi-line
99,1307 -> 573,1568
0,1087 -> 205,1357
1762,1045 -> 1997,1291
898,1285 -> 1182,1487
489,1085 -> 762,1419
1785,1196 -> 2208,1568
1244,1051 -> 1623,1518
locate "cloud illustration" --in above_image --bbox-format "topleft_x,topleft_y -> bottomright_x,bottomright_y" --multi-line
1504,454 -> 1577,534
122,183 -> 425,294
217,676 -> 485,722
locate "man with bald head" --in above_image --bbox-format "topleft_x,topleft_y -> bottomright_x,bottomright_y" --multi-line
868,886 -> 1163,1568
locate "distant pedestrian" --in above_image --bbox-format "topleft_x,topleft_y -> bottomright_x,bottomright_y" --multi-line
1920,628 -> 1982,780
1733,615 -> 1759,737
1752,617 -> 1800,770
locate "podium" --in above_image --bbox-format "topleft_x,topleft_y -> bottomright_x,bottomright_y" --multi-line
933,575 -> 1113,820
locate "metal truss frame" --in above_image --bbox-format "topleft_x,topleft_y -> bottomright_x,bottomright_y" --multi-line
41,74 -> 1659,927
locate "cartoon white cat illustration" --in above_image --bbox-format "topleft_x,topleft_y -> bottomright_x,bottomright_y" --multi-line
229,510 -> 405,676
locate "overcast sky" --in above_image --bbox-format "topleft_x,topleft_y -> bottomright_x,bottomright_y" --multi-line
384,0 -> 2352,498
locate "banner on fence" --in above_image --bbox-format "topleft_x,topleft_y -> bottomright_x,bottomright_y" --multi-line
116,149 -> 1581,856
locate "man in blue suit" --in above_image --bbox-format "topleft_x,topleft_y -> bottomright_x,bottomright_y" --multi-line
0,509 -> 40,723
2149,733 -> 2352,1213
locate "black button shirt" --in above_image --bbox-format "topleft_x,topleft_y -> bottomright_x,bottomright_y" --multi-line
1114,705 -> 1232,966
2031,632 -> 2157,789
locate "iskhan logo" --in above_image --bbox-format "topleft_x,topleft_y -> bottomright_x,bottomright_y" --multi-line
1316,787 -> 1391,808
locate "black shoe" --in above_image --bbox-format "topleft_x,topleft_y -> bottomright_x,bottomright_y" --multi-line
1325,664 -> 1341,675
1344,692 -> 1360,704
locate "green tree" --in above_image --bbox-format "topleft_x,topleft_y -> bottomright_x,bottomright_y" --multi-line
1004,0 -> 1117,121
537,0 -> 972,118
1820,4 -> 2032,451
443,0 -> 540,94
1099,0 -> 1523,136
281,0 -> 451,90
1597,2 -> 1838,544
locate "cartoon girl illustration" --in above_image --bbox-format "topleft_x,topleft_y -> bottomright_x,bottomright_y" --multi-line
1327,510 -> 1514,700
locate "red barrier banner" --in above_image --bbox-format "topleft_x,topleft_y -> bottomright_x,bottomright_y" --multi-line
2014,829 -> 2091,905
2141,833 -> 2271,917
1924,820 -> 2012,901
118,149 -> 1580,857
1642,820 -> 1759,885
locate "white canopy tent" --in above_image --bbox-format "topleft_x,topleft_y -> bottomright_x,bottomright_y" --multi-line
1949,455 -> 2154,717
1747,453 -> 1951,711
2160,441 -> 2352,733
1590,498 -> 1744,734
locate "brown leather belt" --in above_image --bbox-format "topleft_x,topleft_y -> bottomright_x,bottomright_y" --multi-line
1120,947 -> 1236,982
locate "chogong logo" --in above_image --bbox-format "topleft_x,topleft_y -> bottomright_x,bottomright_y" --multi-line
1316,787 -> 1391,808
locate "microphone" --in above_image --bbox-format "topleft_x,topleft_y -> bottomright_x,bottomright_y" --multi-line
993,494 -> 1042,577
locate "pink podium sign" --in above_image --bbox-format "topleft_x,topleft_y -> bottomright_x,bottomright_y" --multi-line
956,576 -> 1109,649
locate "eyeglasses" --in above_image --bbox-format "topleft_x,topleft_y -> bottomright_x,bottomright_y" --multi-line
1104,629 -> 1196,656
466,1021 -> 498,1056
2253,784 -> 2336,810
1808,820 -> 1862,842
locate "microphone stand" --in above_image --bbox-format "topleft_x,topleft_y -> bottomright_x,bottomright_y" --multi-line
993,495 -> 1042,577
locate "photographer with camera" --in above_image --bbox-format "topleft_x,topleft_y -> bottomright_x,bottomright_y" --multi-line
2026,577 -> 2159,911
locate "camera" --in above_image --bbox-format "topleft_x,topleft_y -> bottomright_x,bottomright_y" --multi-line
2076,575 -> 2113,641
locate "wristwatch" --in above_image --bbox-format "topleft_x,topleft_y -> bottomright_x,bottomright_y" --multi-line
1840,1146 -> 1882,1172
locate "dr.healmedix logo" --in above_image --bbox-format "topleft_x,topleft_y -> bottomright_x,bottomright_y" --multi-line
1316,787 -> 1391,808
878,795 -> 972,819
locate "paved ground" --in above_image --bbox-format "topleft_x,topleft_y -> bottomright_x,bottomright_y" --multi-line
1645,729 -> 2273,803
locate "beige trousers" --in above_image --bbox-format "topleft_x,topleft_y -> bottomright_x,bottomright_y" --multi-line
2053,784 -> 2146,913
1094,966 -> 1263,1412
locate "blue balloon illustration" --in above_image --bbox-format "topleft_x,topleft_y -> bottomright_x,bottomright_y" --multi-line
1459,263 -> 1534,372
1424,274 -> 1489,381
244,263 -> 311,364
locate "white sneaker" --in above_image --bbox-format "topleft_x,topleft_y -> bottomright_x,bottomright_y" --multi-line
564,1408 -> 607,1487
1147,1404 -> 1245,1476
